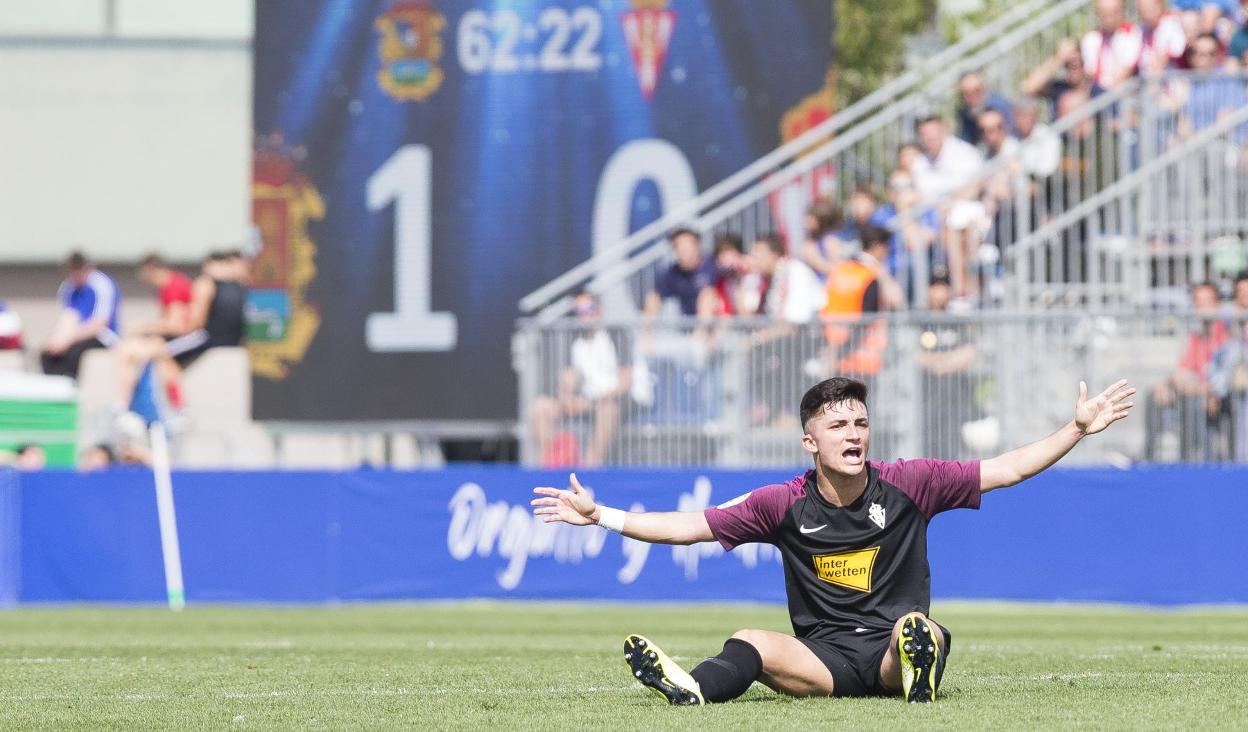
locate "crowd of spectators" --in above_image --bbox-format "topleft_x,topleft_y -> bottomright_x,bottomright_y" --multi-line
540,0 -> 1248,465
2,249 -> 250,472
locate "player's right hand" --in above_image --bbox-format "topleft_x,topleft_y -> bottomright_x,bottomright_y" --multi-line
531,473 -> 598,526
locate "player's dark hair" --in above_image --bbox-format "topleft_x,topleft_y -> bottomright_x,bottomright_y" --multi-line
138,253 -> 166,269
66,251 -> 89,270
668,227 -> 699,245
1233,271 -> 1248,287
800,377 -> 869,428
754,232 -> 785,255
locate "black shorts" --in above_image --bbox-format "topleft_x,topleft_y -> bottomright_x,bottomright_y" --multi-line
164,330 -> 211,368
797,620 -> 952,697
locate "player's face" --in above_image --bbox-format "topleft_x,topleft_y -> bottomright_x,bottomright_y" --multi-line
802,400 -> 870,477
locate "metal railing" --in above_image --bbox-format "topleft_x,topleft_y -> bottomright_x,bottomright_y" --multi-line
518,0 -> 1095,323
514,312 -> 1248,467
881,70 -> 1248,309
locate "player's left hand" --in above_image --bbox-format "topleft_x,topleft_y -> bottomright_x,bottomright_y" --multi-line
531,473 -> 598,526
1075,379 -> 1135,435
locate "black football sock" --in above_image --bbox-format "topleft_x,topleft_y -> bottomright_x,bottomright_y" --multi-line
689,638 -> 763,703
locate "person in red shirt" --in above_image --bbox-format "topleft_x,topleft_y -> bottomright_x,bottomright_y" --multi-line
1146,281 -> 1229,460
112,254 -> 195,413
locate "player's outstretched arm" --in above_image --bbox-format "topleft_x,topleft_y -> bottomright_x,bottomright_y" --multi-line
979,379 -> 1135,493
531,473 -> 715,545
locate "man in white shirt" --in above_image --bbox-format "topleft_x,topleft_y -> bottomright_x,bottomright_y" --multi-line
530,292 -> 626,467
910,115 -> 987,299
1080,0 -> 1143,89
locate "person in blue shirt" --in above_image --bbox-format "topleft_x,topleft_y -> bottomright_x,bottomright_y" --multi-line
41,251 -> 122,378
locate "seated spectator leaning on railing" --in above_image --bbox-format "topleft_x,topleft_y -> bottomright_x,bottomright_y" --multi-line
1021,38 -> 1106,118
956,71 -> 1016,145
41,251 -> 121,379
1170,34 -> 1247,141
1145,281 -> 1229,461
530,291 -> 627,467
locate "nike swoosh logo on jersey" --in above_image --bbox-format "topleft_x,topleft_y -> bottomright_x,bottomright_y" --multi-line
854,627 -> 869,633
798,524 -> 826,534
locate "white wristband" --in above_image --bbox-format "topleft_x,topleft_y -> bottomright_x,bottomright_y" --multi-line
596,506 -> 626,533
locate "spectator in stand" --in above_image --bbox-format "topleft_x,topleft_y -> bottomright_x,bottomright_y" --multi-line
917,274 -> 980,457
110,254 -> 194,415
1145,281 -> 1229,461
14,443 -> 46,471
710,233 -> 747,317
869,167 -> 941,298
956,71 -> 1016,145
1228,0 -> 1248,64
0,299 -> 22,351
799,197 -> 846,279
41,251 -> 121,379
815,228 -> 894,379
1173,0 -> 1237,36
977,108 -> 1022,254
1013,99 -> 1062,179
741,233 -> 825,427
836,186 -> 881,251
644,228 -> 716,320
1210,273 -> 1248,460
113,252 -> 247,420
78,443 -> 116,473
1080,0 -> 1143,90
743,234 -> 826,325
530,292 -> 627,467
133,254 -> 194,338
910,114 -> 987,300
1139,0 -> 1192,74
1171,34 -> 1248,140
1022,39 -> 1107,119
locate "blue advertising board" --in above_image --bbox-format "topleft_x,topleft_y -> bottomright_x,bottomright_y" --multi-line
248,0 -> 836,420
4,466 -> 1246,605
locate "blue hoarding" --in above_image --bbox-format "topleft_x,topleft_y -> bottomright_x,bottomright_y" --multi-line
249,0 -> 836,420
5,466 -> 1246,605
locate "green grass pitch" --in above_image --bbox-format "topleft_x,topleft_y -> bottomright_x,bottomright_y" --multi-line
0,601 -> 1245,729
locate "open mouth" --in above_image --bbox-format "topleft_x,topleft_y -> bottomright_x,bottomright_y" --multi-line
842,447 -> 864,464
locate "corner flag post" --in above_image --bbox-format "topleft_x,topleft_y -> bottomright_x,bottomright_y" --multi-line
149,422 -> 186,610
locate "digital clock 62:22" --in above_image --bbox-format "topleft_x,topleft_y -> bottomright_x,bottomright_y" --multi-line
456,7 -> 603,75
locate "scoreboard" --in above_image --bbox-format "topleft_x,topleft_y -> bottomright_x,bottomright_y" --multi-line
251,0 -> 834,421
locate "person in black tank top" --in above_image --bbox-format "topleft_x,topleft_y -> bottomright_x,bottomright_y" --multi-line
531,376 -> 1136,705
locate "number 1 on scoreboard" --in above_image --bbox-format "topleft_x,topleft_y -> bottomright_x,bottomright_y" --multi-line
366,145 -> 458,352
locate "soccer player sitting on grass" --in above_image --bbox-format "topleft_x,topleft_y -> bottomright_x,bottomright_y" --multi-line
531,376 -> 1134,705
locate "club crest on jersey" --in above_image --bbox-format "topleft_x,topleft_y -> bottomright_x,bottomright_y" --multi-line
869,502 -> 886,529
620,0 -> 676,101
812,546 -> 879,593
374,1 -> 446,102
